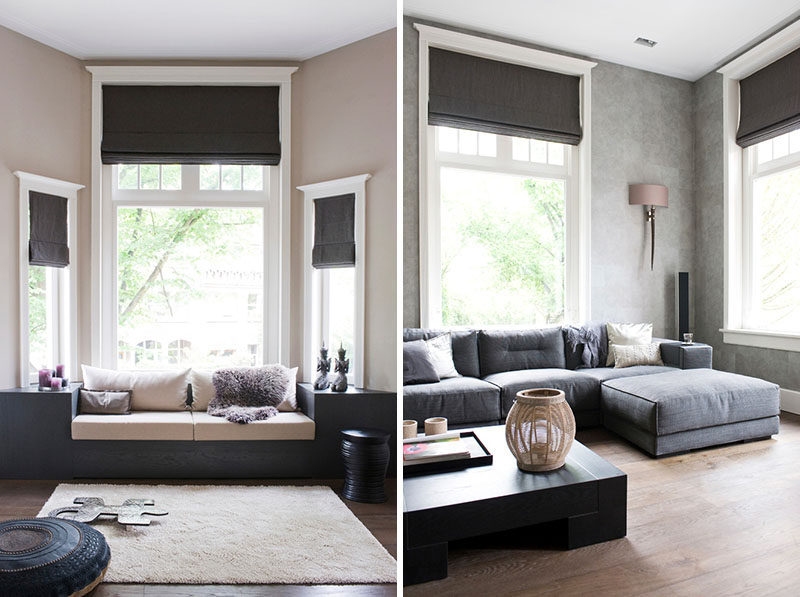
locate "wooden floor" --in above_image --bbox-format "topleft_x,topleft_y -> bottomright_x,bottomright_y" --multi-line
0,478 -> 396,596
406,412 -> 800,596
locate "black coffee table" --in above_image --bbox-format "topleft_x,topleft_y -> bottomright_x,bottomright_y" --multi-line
403,425 -> 627,585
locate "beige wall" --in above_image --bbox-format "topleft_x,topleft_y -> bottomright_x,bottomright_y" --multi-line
291,28 -> 397,391
0,25 -> 91,389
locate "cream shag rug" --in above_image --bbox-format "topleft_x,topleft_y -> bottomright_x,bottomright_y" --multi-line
39,484 -> 396,585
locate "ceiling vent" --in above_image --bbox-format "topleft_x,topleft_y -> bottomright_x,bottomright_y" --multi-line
634,37 -> 658,48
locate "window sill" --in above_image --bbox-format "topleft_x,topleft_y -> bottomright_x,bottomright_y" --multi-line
720,328 -> 800,352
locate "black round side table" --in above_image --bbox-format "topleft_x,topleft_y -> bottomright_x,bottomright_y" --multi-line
340,428 -> 391,503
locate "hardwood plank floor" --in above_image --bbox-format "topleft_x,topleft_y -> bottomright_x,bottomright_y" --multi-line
0,478 -> 396,596
405,412 -> 800,597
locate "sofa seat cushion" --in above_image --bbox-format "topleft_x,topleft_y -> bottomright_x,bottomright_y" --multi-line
403,377 -> 501,426
482,368 -> 600,417
600,369 -> 780,435
192,411 -> 315,441
71,411 -> 194,440
577,365 -> 676,383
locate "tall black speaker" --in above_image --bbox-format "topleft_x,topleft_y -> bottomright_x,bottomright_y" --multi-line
676,272 -> 690,340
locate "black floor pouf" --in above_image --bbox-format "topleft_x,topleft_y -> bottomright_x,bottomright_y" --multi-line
0,517 -> 110,597
341,428 -> 391,503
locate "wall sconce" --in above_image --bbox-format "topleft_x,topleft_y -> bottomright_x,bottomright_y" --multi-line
629,183 -> 668,270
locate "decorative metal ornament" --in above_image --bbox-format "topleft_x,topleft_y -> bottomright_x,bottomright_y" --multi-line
331,344 -> 350,392
49,497 -> 168,526
313,344 -> 332,390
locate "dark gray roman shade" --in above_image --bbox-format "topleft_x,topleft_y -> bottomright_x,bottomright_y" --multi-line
737,47 -> 800,147
428,47 -> 582,144
312,193 -> 355,269
29,191 -> 69,268
101,85 -> 281,164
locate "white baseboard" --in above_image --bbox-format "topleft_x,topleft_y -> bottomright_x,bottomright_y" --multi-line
780,387 -> 800,415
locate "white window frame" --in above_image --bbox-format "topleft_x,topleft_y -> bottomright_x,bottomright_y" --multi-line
298,174 -> 370,388
87,66 -> 297,369
15,171 -> 83,387
718,20 -> 800,351
415,24 -> 596,328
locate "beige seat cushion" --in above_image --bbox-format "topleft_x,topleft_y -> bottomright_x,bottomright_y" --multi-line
71,411 -> 194,441
191,411 -> 315,441
81,365 -> 190,411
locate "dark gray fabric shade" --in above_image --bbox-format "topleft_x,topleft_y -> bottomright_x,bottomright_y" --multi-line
737,47 -> 800,147
101,85 -> 281,164
428,47 -> 582,144
29,190 -> 69,268
312,193 -> 355,268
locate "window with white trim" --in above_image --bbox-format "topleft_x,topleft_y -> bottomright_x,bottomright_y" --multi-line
110,164 -> 270,370
431,126 -> 574,326
741,130 -> 800,332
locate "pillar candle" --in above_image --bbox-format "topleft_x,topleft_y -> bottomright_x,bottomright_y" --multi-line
50,377 -> 62,390
39,369 -> 52,389
55,364 -> 65,378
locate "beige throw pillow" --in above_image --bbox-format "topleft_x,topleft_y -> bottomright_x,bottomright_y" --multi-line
81,365 -> 189,411
277,367 -> 299,411
425,333 -> 460,379
606,323 -> 653,366
613,343 -> 664,368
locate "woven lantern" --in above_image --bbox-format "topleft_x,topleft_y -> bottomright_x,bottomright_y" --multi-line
505,388 -> 576,472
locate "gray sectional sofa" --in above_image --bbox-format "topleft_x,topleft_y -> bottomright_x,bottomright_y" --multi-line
403,326 -> 780,457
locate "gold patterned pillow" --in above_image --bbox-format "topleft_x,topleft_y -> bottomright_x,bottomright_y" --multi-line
612,343 -> 663,368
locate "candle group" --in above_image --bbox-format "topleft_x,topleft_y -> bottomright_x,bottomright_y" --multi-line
38,366 -> 67,390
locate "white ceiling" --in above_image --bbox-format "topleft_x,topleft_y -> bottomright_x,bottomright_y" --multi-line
404,0 -> 800,81
0,0 -> 396,61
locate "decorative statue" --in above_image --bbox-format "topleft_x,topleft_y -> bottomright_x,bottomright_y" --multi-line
313,344 -> 331,390
331,343 -> 350,392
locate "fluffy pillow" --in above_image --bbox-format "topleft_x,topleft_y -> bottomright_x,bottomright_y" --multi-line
82,365 -> 189,411
606,323 -> 653,366
403,340 -> 439,385
613,343 -> 664,368
79,390 -> 132,415
277,366 -> 299,411
425,333 -> 460,379
209,365 -> 292,424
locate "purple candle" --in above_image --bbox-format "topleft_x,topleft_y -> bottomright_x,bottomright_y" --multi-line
39,369 -> 52,390
50,377 -> 62,391
55,364 -> 65,378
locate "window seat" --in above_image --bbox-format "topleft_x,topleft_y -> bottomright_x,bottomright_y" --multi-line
71,411 -> 315,441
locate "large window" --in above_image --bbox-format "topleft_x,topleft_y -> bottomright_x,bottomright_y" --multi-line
432,126 -> 572,327
742,131 -> 800,332
110,165 -> 268,370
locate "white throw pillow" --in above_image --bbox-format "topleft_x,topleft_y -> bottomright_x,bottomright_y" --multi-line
189,369 -> 215,411
613,343 -> 664,368
277,367 -> 299,411
81,365 -> 189,411
606,323 -> 653,366
425,333 -> 460,379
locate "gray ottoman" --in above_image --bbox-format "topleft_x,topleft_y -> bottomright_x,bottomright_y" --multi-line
601,369 -> 780,456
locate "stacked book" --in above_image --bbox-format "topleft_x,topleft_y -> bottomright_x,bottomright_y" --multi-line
402,431 -> 471,466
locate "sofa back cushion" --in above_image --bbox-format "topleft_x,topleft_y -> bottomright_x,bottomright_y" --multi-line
81,365 -> 189,411
478,328 -> 565,376
403,328 -> 480,378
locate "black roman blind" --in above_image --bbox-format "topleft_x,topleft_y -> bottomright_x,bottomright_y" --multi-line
737,47 -> 800,148
29,191 -> 69,268
312,194 -> 356,269
428,47 -> 582,145
101,85 -> 281,164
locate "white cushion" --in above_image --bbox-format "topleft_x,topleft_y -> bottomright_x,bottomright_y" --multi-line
191,366 -> 299,412
425,333 -> 459,379
613,343 -> 664,368
606,323 -> 653,366
71,411 -> 194,441
191,411 -> 315,441
82,365 -> 189,411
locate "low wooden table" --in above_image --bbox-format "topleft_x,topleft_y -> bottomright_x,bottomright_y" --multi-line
403,424 -> 627,585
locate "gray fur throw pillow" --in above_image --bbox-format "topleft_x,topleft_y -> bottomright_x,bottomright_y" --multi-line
208,365 -> 292,424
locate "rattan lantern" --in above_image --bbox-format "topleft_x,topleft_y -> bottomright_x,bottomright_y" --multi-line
505,388 -> 576,472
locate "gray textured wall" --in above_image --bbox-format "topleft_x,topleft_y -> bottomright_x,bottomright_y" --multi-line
403,17 -> 696,338
693,72 -> 800,392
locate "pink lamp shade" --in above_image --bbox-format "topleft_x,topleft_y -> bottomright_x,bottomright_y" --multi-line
629,183 -> 668,207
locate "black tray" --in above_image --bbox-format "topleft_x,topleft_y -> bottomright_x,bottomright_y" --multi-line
403,431 -> 493,477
